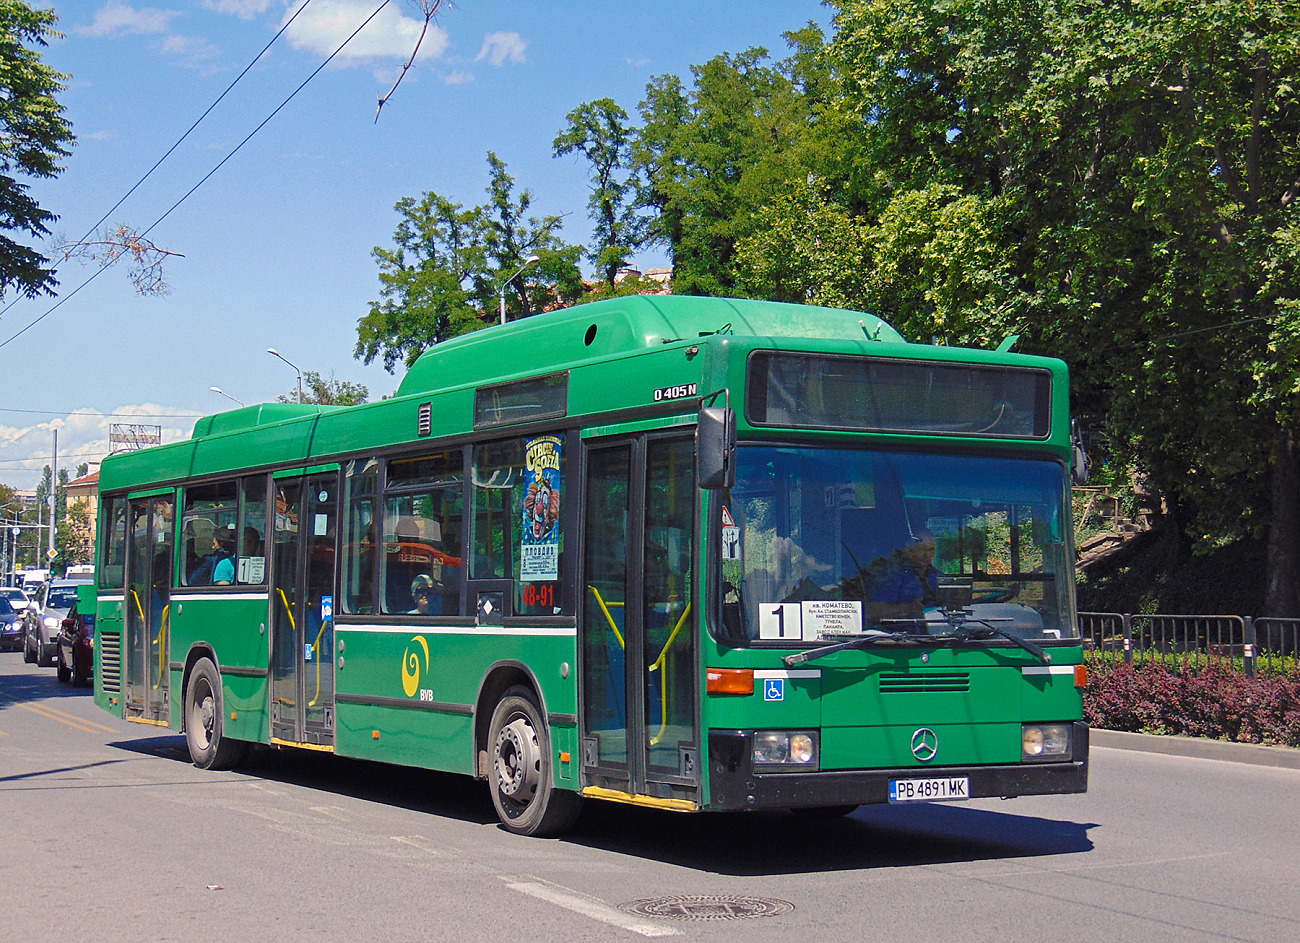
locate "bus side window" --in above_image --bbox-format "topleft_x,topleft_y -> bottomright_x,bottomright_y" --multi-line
342,459 -> 378,614
470,435 -> 567,617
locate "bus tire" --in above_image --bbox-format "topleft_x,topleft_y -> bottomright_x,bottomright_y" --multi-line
184,657 -> 247,771
487,686 -> 582,837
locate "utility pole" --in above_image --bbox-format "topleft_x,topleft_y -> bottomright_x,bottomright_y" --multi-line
47,429 -> 57,565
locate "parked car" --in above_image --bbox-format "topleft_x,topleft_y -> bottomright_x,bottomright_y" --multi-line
56,584 -> 96,685
1,586 -> 30,613
24,579 -> 91,667
0,596 -> 23,651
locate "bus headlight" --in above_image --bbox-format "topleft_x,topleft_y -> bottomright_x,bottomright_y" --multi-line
1022,723 -> 1072,761
752,731 -> 818,771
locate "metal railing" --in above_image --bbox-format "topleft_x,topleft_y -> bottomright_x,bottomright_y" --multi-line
1079,612 -> 1300,678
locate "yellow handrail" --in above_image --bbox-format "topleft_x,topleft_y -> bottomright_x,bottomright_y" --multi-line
277,588 -> 297,630
130,590 -> 170,690
587,585 -> 625,649
648,603 -> 690,746
153,604 -> 169,689
308,617 -> 328,707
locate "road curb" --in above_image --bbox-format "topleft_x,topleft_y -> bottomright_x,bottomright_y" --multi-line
1091,728 -> 1300,770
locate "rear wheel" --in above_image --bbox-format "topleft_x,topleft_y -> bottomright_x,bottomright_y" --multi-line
487,686 -> 582,837
184,657 -> 248,770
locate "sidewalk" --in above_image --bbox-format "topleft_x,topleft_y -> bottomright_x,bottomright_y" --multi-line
1091,728 -> 1300,770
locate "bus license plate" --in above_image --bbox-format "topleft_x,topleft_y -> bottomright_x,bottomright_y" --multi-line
889,777 -> 970,803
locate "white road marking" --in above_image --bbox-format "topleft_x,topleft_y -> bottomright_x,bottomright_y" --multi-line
507,881 -> 679,937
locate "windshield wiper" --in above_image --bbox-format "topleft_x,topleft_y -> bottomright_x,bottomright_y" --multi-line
781,611 -> 1052,667
783,629 -> 932,667
926,606 -> 1051,663
955,621 -> 1051,664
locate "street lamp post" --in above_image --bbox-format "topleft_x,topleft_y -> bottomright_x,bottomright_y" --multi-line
267,348 -> 303,404
210,386 -> 245,407
498,255 -> 541,326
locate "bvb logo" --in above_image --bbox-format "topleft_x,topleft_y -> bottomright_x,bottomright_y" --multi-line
401,636 -> 429,698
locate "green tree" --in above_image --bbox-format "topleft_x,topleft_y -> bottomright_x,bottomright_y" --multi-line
553,98 -> 645,288
0,2 -> 74,300
276,370 -> 369,406
356,153 -> 583,372
632,32 -> 835,297
54,498 -> 91,569
828,0 -> 1300,614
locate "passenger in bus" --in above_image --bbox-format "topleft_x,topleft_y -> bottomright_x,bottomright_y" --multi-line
212,526 -> 237,585
187,519 -> 229,586
409,573 -> 440,615
866,527 -> 940,623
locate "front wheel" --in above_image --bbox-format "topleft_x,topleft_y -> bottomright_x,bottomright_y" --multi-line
184,657 -> 248,770
487,686 -> 582,837
56,648 -> 71,683
23,627 -> 35,664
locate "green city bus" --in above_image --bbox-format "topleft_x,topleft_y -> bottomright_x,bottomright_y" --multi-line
92,295 -> 1088,835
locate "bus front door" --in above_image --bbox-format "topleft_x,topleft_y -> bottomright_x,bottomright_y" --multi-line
581,435 -> 699,803
124,495 -> 173,724
269,474 -> 338,748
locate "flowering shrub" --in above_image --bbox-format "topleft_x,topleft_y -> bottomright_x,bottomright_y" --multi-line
1084,662 -> 1300,747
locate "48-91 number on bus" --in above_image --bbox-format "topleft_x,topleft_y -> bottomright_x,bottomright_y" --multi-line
522,582 -> 556,608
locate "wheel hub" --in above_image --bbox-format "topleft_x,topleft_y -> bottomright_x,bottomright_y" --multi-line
494,717 -> 540,798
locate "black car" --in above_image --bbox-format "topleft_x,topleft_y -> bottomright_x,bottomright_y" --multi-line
56,588 -> 95,686
0,596 -> 23,651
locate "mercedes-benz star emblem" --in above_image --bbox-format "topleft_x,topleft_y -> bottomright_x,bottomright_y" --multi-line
911,727 -> 938,762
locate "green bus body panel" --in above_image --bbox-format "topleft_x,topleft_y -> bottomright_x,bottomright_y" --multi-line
332,626 -> 577,773
701,644 -> 1085,770
396,296 -> 904,398
171,597 -> 272,738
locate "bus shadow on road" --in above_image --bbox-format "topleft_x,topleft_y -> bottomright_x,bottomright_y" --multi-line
565,801 -> 1097,875
108,735 -> 1096,873
112,734 -> 498,826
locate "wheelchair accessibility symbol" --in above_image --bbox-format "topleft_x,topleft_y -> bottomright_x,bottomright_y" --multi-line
764,678 -> 785,701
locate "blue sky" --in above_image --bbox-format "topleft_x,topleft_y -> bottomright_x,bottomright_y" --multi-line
0,0 -> 829,490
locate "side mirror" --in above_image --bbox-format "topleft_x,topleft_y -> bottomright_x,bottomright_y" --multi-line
697,406 -> 736,490
1070,419 -> 1091,484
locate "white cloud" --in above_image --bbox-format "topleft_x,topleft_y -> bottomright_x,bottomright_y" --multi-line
282,0 -> 449,64
85,130 -> 117,143
0,407 -> 198,491
162,34 -> 223,67
444,69 -> 473,85
76,3 -> 177,38
203,0 -> 277,18
475,31 -> 527,67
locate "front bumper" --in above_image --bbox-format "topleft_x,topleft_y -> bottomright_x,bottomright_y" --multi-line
707,722 -> 1089,811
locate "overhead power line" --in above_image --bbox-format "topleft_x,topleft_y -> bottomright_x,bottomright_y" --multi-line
0,0 -> 319,326
0,0 -> 393,351
0,407 -> 204,419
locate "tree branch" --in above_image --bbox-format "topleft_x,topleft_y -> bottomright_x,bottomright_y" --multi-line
57,225 -> 184,295
376,1 -> 443,122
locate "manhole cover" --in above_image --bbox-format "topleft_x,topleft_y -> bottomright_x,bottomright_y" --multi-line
619,895 -> 794,921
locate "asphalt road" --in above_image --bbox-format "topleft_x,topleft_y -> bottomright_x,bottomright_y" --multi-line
3,654 -> 1298,943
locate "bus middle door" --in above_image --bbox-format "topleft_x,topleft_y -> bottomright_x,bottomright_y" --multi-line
580,434 -> 699,804
269,473 -> 338,748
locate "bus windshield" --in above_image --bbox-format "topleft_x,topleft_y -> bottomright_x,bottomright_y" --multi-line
717,447 -> 1076,644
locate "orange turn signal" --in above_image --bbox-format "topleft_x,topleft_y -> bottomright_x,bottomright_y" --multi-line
706,668 -> 754,695
1074,664 -> 1088,689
